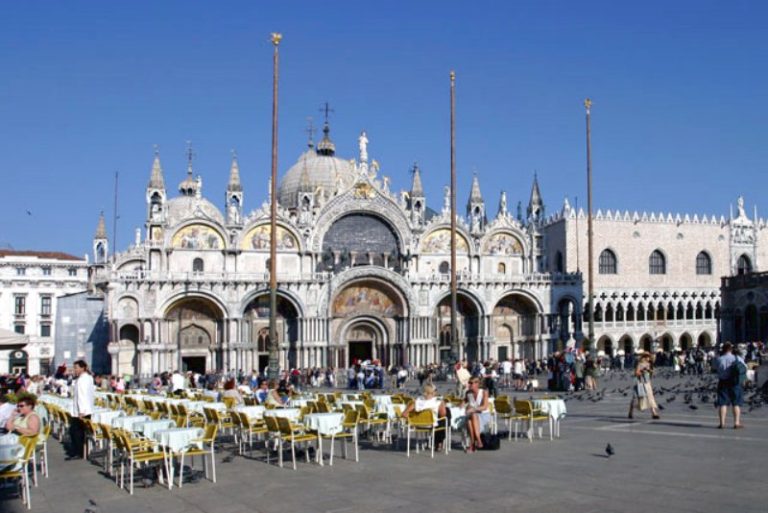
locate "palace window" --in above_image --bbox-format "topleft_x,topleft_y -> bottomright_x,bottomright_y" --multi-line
737,254 -> 752,275
40,324 -> 51,337
16,267 -> 25,276
68,268 -> 77,277
696,251 -> 712,275
649,250 -> 666,275
598,249 -> 617,274
554,251 -> 564,273
42,266 -> 51,276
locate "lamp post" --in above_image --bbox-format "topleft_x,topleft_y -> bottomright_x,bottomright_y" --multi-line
449,70 -> 459,368
268,32 -> 282,379
584,98 -> 595,355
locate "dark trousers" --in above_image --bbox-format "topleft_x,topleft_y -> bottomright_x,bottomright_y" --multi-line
69,416 -> 89,457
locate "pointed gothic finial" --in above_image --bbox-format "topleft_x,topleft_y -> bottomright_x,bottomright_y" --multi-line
410,162 -> 424,196
227,149 -> 242,192
94,211 -> 107,240
148,146 -> 165,189
468,172 -> 483,204
530,171 -> 543,206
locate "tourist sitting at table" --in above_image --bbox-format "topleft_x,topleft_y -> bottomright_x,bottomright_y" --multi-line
255,380 -> 270,404
265,380 -> 288,407
464,377 -> 490,452
222,378 -> 244,406
5,396 -> 41,438
402,384 -> 449,451
0,395 -> 15,434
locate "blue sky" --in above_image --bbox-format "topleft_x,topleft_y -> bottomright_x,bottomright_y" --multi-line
1,1 -> 767,256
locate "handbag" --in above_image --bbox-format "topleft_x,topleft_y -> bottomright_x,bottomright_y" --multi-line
635,380 -> 647,398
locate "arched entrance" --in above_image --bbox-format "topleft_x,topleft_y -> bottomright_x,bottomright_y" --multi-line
244,294 -> 299,372
495,324 -> 513,362
619,335 -> 634,355
660,333 -> 673,353
438,293 -> 481,364
118,324 -> 140,376
679,333 -> 692,351
493,294 -> 538,362
332,280 -> 405,367
166,298 -> 224,374
640,334 -> 653,353
697,332 -> 712,348
597,335 -> 614,356
9,350 -> 28,375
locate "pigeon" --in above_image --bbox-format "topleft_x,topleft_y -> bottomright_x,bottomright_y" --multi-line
605,443 -> 615,457
657,404 -> 665,411
689,405 -> 698,410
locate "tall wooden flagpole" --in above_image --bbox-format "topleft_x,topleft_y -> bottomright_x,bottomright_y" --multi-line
268,33 -> 282,379
449,71 -> 459,367
584,98 -> 595,354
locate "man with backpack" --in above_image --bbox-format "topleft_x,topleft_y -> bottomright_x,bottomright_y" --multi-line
714,342 -> 745,429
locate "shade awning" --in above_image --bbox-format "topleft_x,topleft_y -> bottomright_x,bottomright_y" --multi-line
0,327 -> 29,347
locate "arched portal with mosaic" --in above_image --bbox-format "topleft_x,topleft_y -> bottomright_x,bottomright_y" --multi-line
331,279 -> 407,368
243,294 -> 300,371
492,294 -> 539,361
164,298 -> 225,374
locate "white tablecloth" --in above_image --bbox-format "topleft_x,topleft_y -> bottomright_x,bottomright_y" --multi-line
0,434 -> 19,446
0,444 -> 23,472
92,410 -> 124,425
234,405 -> 265,421
188,401 -> 227,414
134,420 -> 176,439
532,399 -> 567,420
112,415 -> 150,430
303,413 -> 344,436
288,397 -> 313,408
263,408 -> 301,422
448,406 -> 466,430
153,427 -> 204,453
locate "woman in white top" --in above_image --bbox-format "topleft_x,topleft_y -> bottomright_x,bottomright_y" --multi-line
403,384 -> 448,450
464,377 -> 490,452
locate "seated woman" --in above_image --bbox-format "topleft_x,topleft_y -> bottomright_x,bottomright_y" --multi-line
464,377 -> 490,452
402,384 -> 448,451
265,380 -> 288,407
221,378 -> 244,406
5,396 -> 41,438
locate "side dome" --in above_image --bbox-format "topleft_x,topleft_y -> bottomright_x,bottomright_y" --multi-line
166,196 -> 225,227
278,149 -> 357,209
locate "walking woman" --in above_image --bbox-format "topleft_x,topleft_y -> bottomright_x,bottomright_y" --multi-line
628,352 -> 660,420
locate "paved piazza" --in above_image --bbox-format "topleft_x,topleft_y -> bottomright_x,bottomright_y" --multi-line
2,370 -> 766,513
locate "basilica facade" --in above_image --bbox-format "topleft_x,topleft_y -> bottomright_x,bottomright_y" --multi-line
90,121 -> 765,378
91,124 -> 582,377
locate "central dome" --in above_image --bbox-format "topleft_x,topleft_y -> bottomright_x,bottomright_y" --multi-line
278,148 -> 357,209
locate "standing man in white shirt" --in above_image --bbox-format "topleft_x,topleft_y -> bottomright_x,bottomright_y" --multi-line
69,359 -> 95,459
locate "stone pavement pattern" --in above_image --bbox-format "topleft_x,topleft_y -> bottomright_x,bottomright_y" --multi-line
2,370 -> 766,513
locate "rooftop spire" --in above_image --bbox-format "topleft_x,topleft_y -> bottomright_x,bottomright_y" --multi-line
530,171 -> 543,207
305,117 -> 316,149
179,141 -> 199,196
316,102 -> 336,156
147,145 -> 165,189
410,162 -> 424,196
227,150 -> 242,192
94,211 -> 107,240
468,172 -> 483,203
